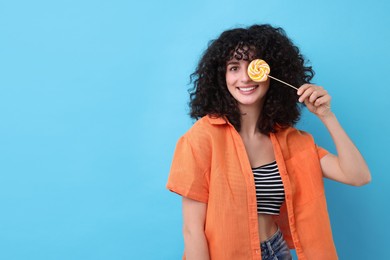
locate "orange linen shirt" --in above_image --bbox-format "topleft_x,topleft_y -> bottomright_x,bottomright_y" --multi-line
167,115 -> 338,260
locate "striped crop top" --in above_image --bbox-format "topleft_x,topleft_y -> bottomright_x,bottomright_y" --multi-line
251,160 -> 285,215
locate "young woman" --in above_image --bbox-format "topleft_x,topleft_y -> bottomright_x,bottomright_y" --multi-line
166,24 -> 371,260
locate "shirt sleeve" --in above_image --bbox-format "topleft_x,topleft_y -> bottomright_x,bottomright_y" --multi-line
166,134 -> 210,203
316,145 -> 329,159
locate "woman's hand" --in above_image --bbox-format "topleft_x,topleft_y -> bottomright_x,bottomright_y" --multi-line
297,84 -> 332,118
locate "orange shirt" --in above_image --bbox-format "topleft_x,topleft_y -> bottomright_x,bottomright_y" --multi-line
167,115 -> 338,260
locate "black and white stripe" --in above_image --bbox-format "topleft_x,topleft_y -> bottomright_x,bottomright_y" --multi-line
252,161 -> 285,215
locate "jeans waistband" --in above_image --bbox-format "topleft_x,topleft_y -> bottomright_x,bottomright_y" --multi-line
260,226 -> 282,249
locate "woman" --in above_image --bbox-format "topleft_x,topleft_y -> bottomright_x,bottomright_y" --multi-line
166,24 -> 371,260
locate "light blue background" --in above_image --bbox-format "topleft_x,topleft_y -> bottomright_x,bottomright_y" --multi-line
0,0 -> 389,259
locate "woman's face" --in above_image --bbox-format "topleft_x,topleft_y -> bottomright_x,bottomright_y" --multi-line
226,58 -> 270,109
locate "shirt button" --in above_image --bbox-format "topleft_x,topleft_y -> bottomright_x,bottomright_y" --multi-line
255,249 -> 260,254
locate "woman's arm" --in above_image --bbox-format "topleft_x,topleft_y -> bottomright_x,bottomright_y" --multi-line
182,197 -> 210,260
298,84 -> 371,186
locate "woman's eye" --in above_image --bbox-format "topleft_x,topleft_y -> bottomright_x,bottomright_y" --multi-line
229,66 -> 238,71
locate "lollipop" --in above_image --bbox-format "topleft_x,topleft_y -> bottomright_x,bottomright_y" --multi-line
247,59 -> 298,90
247,59 -> 270,82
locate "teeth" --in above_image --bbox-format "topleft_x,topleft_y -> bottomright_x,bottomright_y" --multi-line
239,86 -> 256,91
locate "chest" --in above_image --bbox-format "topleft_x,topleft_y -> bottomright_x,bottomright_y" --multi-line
240,134 -> 275,168
208,130 -> 324,208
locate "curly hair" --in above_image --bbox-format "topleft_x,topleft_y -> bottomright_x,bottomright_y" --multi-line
189,24 -> 314,134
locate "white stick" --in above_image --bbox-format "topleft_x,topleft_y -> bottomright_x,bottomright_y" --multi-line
268,75 -> 298,90
267,75 -> 331,109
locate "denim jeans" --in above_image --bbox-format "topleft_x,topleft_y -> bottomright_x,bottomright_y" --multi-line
260,227 -> 292,260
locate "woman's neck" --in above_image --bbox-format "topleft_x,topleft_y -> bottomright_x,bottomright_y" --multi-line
239,104 -> 262,138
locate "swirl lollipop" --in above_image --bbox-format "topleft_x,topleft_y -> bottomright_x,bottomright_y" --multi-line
248,59 -> 270,82
247,59 -> 298,90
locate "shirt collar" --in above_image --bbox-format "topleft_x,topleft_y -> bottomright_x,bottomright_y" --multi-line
206,115 -> 229,125
206,115 -> 286,131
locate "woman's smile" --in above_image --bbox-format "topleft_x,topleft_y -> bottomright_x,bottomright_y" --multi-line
237,85 -> 259,95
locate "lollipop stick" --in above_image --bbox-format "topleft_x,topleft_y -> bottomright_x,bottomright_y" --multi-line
268,75 -> 331,109
268,75 -> 298,90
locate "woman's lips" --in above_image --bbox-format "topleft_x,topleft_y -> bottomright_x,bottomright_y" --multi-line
237,85 -> 258,94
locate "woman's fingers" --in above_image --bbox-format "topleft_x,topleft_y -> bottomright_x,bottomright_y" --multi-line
297,84 -> 313,102
298,84 -> 328,105
298,84 -> 332,116
314,95 -> 331,107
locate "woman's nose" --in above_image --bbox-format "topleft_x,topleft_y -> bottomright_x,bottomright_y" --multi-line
240,66 -> 251,82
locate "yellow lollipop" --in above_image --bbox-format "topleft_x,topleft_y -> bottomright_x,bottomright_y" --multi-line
248,59 -> 270,82
247,59 -> 298,90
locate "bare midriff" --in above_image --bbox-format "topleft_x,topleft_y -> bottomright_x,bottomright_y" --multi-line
258,213 -> 278,242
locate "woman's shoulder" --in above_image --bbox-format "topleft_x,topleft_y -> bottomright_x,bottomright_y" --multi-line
273,127 -> 319,159
173,115 -> 226,157
186,115 -> 228,134
275,126 -> 315,143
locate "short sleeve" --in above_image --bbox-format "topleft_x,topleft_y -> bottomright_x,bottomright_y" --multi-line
166,135 -> 210,203
316,145 -> 329,159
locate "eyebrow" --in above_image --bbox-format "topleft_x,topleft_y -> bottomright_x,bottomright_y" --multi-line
226,61 -> 240,66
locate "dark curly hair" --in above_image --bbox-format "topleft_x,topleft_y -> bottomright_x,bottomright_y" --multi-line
189,24 -> 315,134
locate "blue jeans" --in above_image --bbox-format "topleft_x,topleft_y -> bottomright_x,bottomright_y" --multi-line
260,227 -> 292,260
